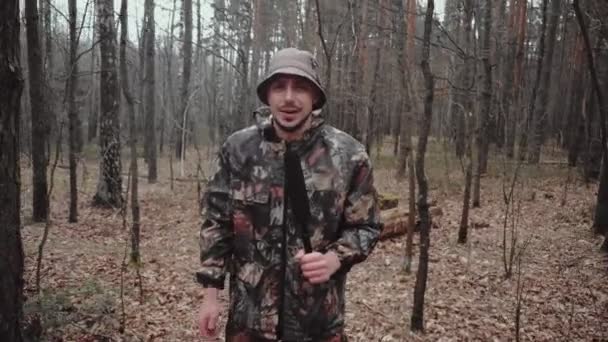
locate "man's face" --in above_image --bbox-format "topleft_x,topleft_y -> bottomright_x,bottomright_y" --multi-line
267,74 -> 319,134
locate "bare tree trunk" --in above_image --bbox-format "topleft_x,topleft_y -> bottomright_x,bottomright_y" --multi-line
144,0 -> 157,182
88,3 -> 99,143
120,0 -> 141,263
397,0 -> 416,179
528,0 -> 561,163
573,0 -> 608,243
502,0 -> 516,157
176,0 -> 192,160
411,0 -> 434,332
67,0 -> 79,222
459,113 -> 473,243
474,0 -> 493,207
93,0 -> 123,208
518,0 -> 548,161
25,0 -> 49,222
458,0 -> 475,242
0,0 -> 25,338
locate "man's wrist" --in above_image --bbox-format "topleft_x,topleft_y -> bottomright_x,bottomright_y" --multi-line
203,287 -> 219,303
325,251 -> 341,275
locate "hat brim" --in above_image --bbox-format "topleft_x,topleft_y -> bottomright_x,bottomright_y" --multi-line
256,67 -> 327,110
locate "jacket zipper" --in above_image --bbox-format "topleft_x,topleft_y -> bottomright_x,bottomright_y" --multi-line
277,152 -> 289,341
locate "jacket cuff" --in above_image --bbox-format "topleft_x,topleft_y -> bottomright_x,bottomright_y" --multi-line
195,271 -> 226,290
325,245 -> 355,276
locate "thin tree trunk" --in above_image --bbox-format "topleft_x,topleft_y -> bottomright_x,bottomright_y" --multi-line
474,0 -> 493,207
26,0 -> 50,222
459,0 -> 475,240
67,0 -> 79,222
573,0 -> 608,241
0,0 -> 25,338
459,113 -> 473,243
88,3 -> 99,143
411,0 -> 434,332
519,0 -> 548,161
176,0 -> 192,160
502,0 -> 517,158
397,0 -> 416,179
119,0 -> 141,263
144,0 -> 157,182
93,0 -> 123,208
528,0 -> 561,163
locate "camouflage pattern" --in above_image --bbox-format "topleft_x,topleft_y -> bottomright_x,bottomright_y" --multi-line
196,110 -> 382,341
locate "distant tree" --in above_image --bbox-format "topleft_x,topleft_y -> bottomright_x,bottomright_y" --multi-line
143,0 -> 157,183
473,0 -> 493,207
25,0 -> 49,222
528,0 -> 562,163
411,0 -> 434,332
0,0 -> 25,339
458,0 -> 475,243
573,0 -> 608,250
93,0 -> 123,208
67,0 -> 80,222
119,0 -> 141,263
176,0 -> 193,160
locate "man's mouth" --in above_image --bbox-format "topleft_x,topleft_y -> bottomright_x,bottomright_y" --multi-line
280,108 -> 300,114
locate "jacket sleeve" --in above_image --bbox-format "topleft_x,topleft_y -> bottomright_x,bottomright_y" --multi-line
196,146 -> 234,289
326,150 -> 382,274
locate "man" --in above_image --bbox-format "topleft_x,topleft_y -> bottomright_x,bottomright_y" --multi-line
196,47 -> 382,341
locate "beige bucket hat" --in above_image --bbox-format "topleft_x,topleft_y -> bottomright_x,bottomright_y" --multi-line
256,47 -> 327,110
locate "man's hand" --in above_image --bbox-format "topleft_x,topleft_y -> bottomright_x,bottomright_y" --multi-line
296,250 -> 341,284
198,289 -> 220,338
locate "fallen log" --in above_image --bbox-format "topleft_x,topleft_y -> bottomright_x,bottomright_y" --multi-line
378,205 -> 444,241
378,193 -> 399,210
379,207 -> 410,240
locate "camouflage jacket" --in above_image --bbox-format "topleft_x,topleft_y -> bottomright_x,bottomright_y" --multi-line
196,112 -> 382,341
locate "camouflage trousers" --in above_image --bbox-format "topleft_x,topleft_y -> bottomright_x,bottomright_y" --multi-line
226,332 -> 348,342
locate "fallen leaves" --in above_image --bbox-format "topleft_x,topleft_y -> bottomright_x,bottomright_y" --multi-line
18,159 -> 608,341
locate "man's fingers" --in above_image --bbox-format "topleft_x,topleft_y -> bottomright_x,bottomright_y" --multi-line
299,252 -> 323,263
199,315 -> 209,336
207,312 -> 217,331
308,275 -> 330,284
301,260 -> 327,272
303,269 -> 326,279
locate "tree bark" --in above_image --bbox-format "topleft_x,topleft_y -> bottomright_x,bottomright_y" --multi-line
176,0 -> 192,159
528,0 -> 562,163
573,0 -> 608,240
93,0 -> 123,208
0,0 -> 25,339
411,0 -> 434,332
397,0 -> 416,179
67,0 -> 79,222
519,0 -> 548,161
25,0 -> 50,222
459,112 -> 473,243
459,0 -> 475,238
88,3 -> 99,143
473,0 -> 493,207
144,0 -> 157,183
120,0 -> 141,264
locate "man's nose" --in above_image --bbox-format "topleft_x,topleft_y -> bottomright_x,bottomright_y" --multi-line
284,85 -> 294,101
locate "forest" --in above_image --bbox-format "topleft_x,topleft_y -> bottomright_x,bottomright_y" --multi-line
1,0 -> 607,340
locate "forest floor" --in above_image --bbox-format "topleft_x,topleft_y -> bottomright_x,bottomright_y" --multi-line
20,142 -> 608,341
